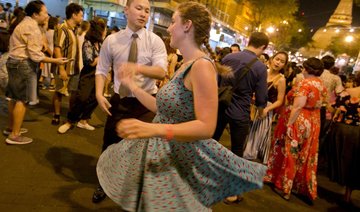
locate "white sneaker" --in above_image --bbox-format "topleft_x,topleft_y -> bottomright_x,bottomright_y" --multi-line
28,99 -> 39,106
77,122 -> 95,131
3,128 -> 28,136
6,135 -> 33,145
58,123 -> 73,134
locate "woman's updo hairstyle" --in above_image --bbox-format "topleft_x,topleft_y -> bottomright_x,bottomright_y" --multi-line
177,2 -> 231,74
303,57 -> 324,77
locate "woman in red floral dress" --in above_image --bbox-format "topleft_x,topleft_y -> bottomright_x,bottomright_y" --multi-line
264,57 -> 327,202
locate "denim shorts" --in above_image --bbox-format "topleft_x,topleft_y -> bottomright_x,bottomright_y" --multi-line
6,58 -> 37,102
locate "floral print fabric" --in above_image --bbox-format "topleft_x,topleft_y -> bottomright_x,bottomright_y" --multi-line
264,77 -> 326,200
332,90 -> 360,126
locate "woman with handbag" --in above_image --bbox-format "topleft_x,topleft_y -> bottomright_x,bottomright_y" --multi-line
243,51 -> 288,163
328,72 -> 360,205
57,18 -> 107,134
265,57 -> 327,203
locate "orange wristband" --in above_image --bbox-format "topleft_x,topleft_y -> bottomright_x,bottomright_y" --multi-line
165,125 -> 174,141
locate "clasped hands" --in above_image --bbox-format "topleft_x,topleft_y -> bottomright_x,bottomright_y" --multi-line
118,62 -> 140,91
116,62 -> 155,139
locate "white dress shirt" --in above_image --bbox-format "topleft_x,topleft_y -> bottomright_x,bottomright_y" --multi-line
96,27 -> 167,96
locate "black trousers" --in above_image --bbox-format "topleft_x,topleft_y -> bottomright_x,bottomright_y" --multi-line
212,111 -> 250,157
102,94 -> 155,152
67,70 -> 98,123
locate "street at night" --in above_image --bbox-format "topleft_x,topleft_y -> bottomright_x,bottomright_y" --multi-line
0,0 -> 360,211
0,90 -> 359,211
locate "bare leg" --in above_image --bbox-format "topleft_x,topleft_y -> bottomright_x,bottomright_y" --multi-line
7,100 -> 15,129
10,101 -> 26,137
53,92 -> 62,115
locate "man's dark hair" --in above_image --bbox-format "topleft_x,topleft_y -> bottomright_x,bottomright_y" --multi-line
262,53 -> 269,61
248,32 -> 269,49
321,55 -> 335,70
48,16 -> 58,30
303,57 -> 324,77
25,0 -> 44,17
13,7 -> 24,17
111,26 -> 120,32
65,3 -> 83,20
6,3 -> 12,8
230,43 -> 240,51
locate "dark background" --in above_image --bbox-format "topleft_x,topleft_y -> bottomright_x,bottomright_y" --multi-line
299,0 -> 360,30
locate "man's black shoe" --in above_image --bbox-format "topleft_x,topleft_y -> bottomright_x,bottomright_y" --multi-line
92,186 -> 106,203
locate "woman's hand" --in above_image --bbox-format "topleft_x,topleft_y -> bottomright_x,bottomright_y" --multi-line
118,62 -> 138,92
261,107 -> 269,118
116,119 -> 162,139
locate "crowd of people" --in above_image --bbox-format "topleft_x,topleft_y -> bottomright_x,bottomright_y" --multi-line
0,0 -> 359,211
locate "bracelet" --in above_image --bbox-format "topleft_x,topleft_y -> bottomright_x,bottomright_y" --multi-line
164,124 -> 174,141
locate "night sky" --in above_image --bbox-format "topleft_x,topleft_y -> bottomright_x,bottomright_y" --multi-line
299,0 -> 360,30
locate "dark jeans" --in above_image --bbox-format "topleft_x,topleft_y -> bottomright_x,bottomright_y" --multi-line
102,94 -> 155,152
67,70 -> 97,123
213,111 -> 250,157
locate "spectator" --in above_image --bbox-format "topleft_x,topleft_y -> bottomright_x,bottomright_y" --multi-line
58,18 -> 107,134
212,31 -> 269,203
3,0 -> 68,145
8,7 -> 25,35
0,19 -> 9,92
243,51 -> 288,163
0,4 -> 6,22
265,57 -> 327,203
230,43 -> 240,53
259,52 -> 269,64
51,3 -> 83,127
78,21 -> 90,71
328,72 -> 360,204
5,2 -> 13,23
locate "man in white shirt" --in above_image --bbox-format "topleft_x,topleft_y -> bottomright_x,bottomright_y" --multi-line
92,0 -> 167,203
319,55 -> 344,154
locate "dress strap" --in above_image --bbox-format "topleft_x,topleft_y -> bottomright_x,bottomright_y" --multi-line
183,57 -> 213,78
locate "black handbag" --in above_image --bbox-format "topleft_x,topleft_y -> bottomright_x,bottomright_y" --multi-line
218,57 -> 258,108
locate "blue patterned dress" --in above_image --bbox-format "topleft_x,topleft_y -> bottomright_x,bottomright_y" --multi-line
97,63 -> 267,211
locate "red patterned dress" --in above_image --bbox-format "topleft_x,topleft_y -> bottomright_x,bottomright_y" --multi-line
264,77 -> 326,200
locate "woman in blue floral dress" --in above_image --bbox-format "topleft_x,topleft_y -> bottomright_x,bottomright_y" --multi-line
97,2 -> 266,211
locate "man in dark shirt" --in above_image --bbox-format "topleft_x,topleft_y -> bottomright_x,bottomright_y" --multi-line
213,32 -> 269,158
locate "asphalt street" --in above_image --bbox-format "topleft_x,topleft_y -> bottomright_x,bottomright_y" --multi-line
0,89 -> 359,211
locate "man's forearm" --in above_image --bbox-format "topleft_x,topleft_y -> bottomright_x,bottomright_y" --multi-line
95,74 -> 106,97
138,65 -> 166,80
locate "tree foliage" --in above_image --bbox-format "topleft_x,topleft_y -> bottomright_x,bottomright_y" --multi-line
326,33 -> 360,58
244,0 -> 310,51
246,0 -> 298,31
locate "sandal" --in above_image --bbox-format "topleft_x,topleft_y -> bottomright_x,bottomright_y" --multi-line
51,116 -> 60,126
223,195 -> 243,204
273,187 -> 290,201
